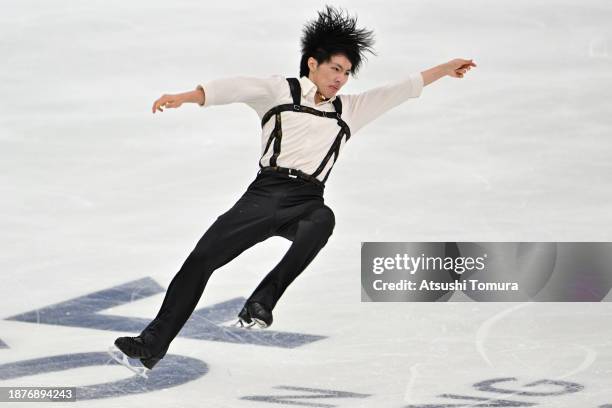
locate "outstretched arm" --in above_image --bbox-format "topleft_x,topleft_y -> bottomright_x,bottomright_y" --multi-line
340,58 -> 477,134
421,58 -> 477,86
151,87 -> 205,114
150,76 -> 284,115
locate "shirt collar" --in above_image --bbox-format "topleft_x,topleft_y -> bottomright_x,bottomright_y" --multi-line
298,76 -> 337,104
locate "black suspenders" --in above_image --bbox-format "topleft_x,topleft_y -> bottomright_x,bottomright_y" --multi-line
259,78 -> 351,185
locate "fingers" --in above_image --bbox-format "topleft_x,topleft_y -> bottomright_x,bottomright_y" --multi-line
453,59 -> 477,78
462,59 -> 477,68
452,68 -> 466,78
152,95 -> 176,114
152,97 -> 165,114
454,59 -> 477,70
459,58 -> 477,67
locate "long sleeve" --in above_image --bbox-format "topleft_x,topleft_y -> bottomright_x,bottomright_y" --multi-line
340,73 -> 424,134
199,75 -> 286,118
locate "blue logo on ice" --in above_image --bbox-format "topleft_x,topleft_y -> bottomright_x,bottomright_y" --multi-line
6,277 -> 325,348
0,352 -> 208,400
1,277 -> 326,401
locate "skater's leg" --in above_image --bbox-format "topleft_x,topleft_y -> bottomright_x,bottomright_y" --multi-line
141,192 -> 275,352
247,204 -> 335,311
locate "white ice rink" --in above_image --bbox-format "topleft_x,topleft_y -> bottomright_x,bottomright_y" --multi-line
1,1 -> 612,407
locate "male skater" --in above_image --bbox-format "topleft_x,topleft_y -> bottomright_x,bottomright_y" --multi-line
112,5 -> 476,372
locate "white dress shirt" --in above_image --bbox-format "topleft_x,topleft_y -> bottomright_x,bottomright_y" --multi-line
200,73 -> 424,181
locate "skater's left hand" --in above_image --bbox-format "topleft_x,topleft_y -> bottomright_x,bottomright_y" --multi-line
444,59 -> 477,78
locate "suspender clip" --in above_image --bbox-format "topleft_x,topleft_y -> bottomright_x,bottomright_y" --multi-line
287,168 -> 298,178
293,104 -> 301,111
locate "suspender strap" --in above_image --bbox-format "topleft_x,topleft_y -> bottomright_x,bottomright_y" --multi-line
258,78 -> 352,182
287,78 -> 301,105
310,127 -> 348,181
332,97 -> 342,115
269,112 -> 282,167
261,104 -> 349,128
309,95 -> 351,181
259,112 -> 282,168
321,134 -> 344,184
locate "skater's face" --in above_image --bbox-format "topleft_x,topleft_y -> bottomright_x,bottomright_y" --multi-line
307,54 -> 352,99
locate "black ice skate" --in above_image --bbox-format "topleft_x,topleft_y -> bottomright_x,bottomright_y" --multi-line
235,302 -> 273,329
108,335 -> 167,377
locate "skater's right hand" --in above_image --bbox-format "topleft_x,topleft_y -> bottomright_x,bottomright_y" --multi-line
152,94 -> 184,113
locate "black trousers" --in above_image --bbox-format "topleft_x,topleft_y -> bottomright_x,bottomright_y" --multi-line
142,170 -> 335,351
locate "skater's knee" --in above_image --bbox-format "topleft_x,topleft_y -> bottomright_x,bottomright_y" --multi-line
309,206 -> 335,238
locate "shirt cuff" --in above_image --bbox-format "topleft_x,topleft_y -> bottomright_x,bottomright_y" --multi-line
196,85 -> 206,107
198,82 -> 217,107
411,73 -> 424,98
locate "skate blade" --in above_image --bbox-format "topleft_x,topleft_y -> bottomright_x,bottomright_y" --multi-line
107,346 -> 149,379
252,318 -> 268,329
232,319 -> 256,329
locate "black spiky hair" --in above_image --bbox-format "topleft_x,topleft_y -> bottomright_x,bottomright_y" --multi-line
300,5 -> 375,77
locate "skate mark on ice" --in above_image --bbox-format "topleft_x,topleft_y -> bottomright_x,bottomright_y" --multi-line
475,302 -> 531,367
553,343 -> 597,380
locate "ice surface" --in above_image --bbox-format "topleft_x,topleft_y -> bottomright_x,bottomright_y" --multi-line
1,0 -> 611,406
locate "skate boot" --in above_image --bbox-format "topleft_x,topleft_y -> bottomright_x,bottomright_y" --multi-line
236,302 -> 273,329
109,333 -> 167,376
236,306 -> 255,328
